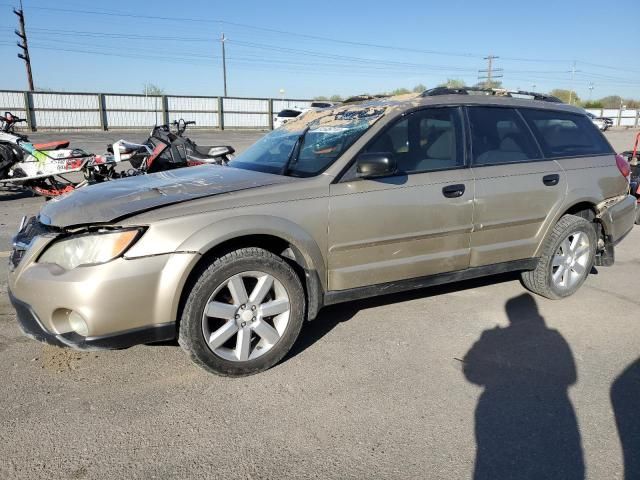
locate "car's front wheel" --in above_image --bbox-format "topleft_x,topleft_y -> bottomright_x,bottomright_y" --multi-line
521,214 -> 597,299
179,247 -> 305,376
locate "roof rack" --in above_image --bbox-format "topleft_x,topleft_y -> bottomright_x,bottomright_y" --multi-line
421,87 -> 563,104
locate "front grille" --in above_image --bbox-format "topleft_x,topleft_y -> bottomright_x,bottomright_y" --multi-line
9,216 -> 56,270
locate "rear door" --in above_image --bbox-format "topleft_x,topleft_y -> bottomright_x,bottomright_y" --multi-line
468,106 -> 568,267
518,108 -> 627,201
327,107 -> 474,291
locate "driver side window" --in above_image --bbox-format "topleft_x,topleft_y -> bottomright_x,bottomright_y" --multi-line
364,107 -> 464,174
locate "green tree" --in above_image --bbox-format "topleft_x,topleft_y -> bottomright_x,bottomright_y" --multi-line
598,95 -> 622,108
390,87 -> 411,96
329,94 -> 343,102
582,101 -> 603,109
412,83 -> 427,93
313,95 -> 329,101
624,99 -> 640,109
439,78 -> 466,88
474,80 -> 503,89
549,89 -> 580,104
142,83 -> 164,95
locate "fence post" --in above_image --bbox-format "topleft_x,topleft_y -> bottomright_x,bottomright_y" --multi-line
218,97 -> 224,131
635,110 -> 639,129
268,98 -> 274,130
23,91 -> 34,131
618,107 -> 623,128
98,93 -> 107,130
162,95 -> 169,125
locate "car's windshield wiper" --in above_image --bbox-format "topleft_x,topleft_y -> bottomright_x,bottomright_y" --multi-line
280,126 -> 309,176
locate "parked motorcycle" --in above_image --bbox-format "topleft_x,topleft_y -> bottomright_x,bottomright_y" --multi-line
0,112 -> 96,196
85,119 -> 235,184
0,113 -> 235,197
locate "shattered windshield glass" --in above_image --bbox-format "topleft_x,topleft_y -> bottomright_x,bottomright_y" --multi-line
228,106 -> 386,177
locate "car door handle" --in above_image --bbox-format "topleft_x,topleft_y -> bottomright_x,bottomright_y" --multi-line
442,184 -> 466,198
543,174 -> 560,186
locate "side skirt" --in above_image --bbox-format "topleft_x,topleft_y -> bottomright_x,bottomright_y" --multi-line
323,258 -> 539,306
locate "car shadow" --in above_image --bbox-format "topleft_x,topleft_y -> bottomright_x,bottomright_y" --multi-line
462,293 -> 584,479
284,271 -> 520,362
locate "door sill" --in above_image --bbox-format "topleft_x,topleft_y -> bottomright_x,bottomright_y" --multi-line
323,258 -> 539,306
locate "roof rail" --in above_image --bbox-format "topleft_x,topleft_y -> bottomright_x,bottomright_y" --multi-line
421,87 -> 563,103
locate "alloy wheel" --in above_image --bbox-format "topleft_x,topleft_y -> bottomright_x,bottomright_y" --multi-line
201,271 -> 290,362
551,231 -> 591,290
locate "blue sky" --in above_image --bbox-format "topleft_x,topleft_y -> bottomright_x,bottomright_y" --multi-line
1,0 -> 638,100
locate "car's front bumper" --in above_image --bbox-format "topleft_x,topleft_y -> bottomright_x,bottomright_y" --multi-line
8,234 -> 199,350
9,290 -> 176,350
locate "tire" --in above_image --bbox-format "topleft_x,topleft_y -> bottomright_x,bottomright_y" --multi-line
178,247 -> 305,376
521,214 -> 597,300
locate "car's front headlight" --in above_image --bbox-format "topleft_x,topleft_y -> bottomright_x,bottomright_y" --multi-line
38,228 -> 143,270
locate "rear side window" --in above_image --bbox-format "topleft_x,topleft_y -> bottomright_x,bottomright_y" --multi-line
467,107 -> 541,165
519,109 -> 613,158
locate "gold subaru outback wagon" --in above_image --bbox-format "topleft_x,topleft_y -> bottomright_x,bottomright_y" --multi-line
8,89 -> 637,376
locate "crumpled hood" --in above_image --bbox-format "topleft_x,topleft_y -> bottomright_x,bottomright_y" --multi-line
40,165 -> 295,228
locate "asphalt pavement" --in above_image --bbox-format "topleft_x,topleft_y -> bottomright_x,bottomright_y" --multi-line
0,128 -> 638,479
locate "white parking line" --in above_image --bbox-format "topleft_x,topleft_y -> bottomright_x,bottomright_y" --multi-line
0,251 -> 10,258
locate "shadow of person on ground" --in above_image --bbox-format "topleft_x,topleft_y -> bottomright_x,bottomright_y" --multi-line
611,358 -> 640,480
462,293 -> 584,480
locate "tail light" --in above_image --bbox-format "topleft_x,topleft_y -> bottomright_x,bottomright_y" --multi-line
616,154 -> 630,179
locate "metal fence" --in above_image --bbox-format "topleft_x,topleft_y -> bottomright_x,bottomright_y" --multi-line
0,90 -> 313,131
2,90 -> 637,130
585,108 -> 640,128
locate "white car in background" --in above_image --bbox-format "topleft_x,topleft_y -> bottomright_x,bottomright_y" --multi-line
273,102 -> 338,129
586,111 -> 614,131
273,108 -> 308,129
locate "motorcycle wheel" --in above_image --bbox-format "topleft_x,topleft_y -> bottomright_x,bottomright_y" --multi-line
27,177 -> 77,198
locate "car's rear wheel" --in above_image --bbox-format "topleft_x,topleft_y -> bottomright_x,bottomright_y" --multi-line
179,247 -> 305,376
521,214 -> 597,299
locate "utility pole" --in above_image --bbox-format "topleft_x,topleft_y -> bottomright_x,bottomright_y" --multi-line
14,0 -> 34,91
478,55 -> 502,88
220,33 -> 227,97
588,82 -> 594,100
568,61 -> 576,104
568,61 -> 581,105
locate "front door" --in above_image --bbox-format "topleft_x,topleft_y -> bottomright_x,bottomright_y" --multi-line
327,107 -> 474,291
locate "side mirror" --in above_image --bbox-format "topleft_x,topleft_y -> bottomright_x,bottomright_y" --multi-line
356,153 -> 396,178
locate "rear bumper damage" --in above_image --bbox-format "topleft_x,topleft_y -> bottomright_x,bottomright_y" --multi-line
594,194 -> 636,266
597,194 -> 636,246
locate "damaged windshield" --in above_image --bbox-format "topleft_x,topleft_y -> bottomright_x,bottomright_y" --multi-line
228,108 -> 384,177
